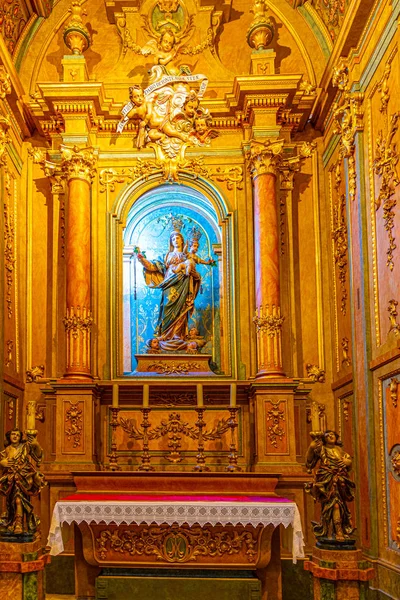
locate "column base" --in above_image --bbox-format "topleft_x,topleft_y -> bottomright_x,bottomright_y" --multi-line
255,368 -> 286,379
304,545 -> 375,600
0,536 -> 49,600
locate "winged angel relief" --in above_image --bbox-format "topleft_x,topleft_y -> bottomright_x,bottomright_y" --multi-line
116,4 -> 217,180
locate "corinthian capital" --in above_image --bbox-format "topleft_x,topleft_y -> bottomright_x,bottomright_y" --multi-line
60,144 -> 98,184
246,138 -> 284,179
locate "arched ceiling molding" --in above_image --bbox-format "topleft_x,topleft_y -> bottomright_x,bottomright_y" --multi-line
267,0 -> 320,86
19,1 -> 72,95
114,173 -> 230,231
296,3 -> 333,60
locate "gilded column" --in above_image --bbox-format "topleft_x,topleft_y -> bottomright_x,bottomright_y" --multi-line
247,139 -> 285,378
61,145 -> 97,378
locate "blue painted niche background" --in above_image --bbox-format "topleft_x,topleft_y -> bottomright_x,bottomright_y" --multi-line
123,185 -> 221,373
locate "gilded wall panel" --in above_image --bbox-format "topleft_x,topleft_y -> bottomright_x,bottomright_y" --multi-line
366,49 -> 400,348
328,155 -> 352,375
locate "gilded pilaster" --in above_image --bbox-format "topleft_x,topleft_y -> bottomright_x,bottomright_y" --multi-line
61,145 -> 98,378
247,139 -> 285,377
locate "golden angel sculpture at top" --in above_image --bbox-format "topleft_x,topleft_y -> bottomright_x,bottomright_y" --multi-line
0,429 -> 46,537
305,430 -> 355,544
116,1 -> 217,179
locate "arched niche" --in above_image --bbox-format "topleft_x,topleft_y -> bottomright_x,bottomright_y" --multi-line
114,179 -> 234,377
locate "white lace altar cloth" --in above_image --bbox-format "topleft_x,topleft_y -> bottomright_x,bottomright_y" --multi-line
47,499 -> 305,563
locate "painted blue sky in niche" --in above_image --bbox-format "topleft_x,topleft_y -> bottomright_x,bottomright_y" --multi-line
123,185 -> 221,373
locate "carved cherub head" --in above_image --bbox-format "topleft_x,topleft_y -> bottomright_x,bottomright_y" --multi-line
129,85 -> 145,106
158,29 -> 176,52
183,90 -> 199,119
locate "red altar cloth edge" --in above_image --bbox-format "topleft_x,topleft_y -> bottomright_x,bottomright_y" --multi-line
60,493 -> 291,503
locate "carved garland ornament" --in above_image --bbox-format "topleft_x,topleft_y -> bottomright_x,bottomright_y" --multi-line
388,299 -> 400,336
147,361 -> 200,375
332,60 -> 364,203
64,401 -> 83,448
96,525 -> 257,563
63,306 -> 93,337
389,377 -> 399,409
253,305 -> 284,337
341,336 -> 351,366
4,171 -> 15,319
332,190 -> 348,315
373,61 -> 400,271
266,400 -> 285,448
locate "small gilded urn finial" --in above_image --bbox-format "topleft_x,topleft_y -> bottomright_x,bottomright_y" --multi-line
246,0 -> 274,50
63,0 -> 91,55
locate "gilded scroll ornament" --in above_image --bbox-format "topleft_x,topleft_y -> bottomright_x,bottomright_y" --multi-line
391,450 -> 400,477
60,145 -> 98,184
373,60 -> 400,270
0,114 -> 10,166
266,401 -> 285,448
332,192 -> 348,315
147,361 -> 200,375
341,337 -> 351,366
64,401 -> 83,448
342,398 -> 351,422
306,364 -> 326,383
396,517 -> 400,548
63,0 -> 91,55
26,365 -> 45,383
0,429 -> 46,537
215,166 -> 243,190
332,60 -> 364,202
388,299 -> 400,336
389,377 -> 399,408
0,66 -> 11,99
151,393 -> 196,406
4,172 -> 15,319
5,340 -> 13,368
305,430 -> 355,542
120,411 -> 230,464
373,113 -> 399,270
96,525 -> 257,563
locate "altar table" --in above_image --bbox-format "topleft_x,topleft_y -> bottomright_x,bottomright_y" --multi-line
47,473 -> 304,600
48,493 -> 304,562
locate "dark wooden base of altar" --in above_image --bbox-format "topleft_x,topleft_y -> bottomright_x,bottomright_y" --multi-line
70,472 -> 283,600
133,353 -> 216,376
95,569 -> 262,600
0,536 -> 49,600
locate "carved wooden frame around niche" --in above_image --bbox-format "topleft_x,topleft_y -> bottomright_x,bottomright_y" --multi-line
109,172 -> 235,378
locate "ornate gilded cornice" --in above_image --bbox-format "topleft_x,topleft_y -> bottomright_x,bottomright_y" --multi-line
60,145 -> 98,184
246,139 -> 284,179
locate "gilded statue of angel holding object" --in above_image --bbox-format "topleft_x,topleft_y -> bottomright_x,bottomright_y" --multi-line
305,430 -> 355,542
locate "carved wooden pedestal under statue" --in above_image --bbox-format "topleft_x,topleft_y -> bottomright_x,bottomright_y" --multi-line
134,353 -> 215,376
304,546 -> 375,600
0,537 -> 49,600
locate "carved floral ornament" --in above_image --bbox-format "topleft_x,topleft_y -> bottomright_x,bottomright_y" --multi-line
331,59 -> 364,203
372,60 -> 400,271
65,400 -> 83,448
96,525 -> 257,563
